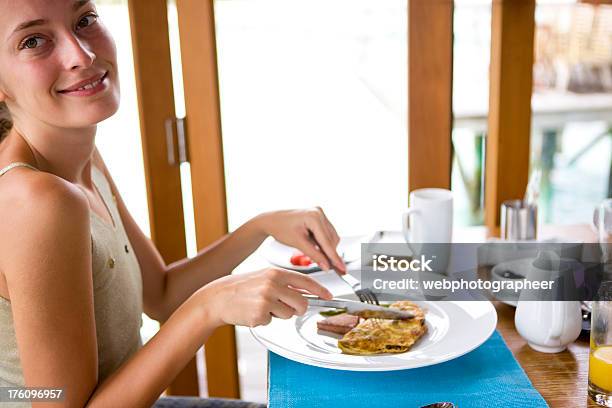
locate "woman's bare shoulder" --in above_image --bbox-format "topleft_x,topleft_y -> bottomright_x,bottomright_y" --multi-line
0,168 -> 90,271
0,166 -> 87,214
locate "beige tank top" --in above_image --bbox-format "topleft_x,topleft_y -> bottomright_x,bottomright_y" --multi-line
0,162 -> 143,401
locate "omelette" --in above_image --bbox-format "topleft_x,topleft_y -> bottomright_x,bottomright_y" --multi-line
337,301 -> 427,355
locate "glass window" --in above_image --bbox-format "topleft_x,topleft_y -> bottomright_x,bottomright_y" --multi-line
451,0 -> 612,227
215,0 -> 408,237
530,0 -> 612,224
452,0 -> 492,227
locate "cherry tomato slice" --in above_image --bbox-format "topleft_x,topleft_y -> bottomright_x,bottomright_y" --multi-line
297,255 -> 312,266
290,253 -> 313,267
290,253 -> 304,266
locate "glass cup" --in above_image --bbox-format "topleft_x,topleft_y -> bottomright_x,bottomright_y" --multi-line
589,281 -> 612,407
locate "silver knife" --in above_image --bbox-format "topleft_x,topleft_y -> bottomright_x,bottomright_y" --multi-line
304,295 -> 415,320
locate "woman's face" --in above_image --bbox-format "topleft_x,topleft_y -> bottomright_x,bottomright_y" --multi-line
0,0 -> 119,130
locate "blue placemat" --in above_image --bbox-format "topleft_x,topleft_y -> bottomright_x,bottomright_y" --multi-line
268,330 -> 548,408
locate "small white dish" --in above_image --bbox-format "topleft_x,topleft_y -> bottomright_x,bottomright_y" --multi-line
489,258 -> 532,307
262,234 -> 372,272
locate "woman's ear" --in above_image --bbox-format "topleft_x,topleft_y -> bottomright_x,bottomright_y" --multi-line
0,78 -> 16,105
0,85 -> 8,103
0,77 -> 12,103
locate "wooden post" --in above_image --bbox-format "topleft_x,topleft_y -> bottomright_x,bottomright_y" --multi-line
175,0 -> 240,399
485,0 -> 536,235
408,0 -> 454,193
127,0 -> 199,396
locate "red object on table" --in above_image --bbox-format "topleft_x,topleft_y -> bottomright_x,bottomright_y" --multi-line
290,253 -> 313,267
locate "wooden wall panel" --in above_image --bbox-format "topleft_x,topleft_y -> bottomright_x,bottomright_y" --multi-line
175,0 -> 240,399
485,0 -> 536,235
408,0 -> 454,193
127,0 -> 198,396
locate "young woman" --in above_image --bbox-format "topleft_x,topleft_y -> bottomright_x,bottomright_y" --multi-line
0,1 -> 346,406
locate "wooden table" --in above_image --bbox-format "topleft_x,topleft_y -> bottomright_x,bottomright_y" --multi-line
496,301 -> 596,407
468,224 -> 600,407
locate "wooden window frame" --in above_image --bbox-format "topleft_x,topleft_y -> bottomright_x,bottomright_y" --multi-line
408,0 -> 454,193
175,0 -> 240,399
128,0 -> 200,397
484,0 -> 535,235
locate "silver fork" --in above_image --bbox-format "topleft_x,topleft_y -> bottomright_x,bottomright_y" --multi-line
310,230 -> 380,305
336,270 -> 379,305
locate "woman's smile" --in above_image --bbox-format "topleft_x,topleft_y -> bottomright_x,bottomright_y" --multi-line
57,70 -> 109,97
0,0 -> 120,128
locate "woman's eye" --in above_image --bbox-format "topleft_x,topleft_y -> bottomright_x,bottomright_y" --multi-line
19,36 -> 46,50
76,14 -> 98,30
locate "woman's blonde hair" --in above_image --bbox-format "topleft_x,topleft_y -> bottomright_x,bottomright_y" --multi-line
0,102 -> 12,142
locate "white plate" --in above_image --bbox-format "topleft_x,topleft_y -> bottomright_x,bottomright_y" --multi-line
251,290 -> 497,371
262,234 -> 372,273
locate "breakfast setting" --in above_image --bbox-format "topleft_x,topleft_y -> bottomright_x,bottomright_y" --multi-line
252,186 -> 611,408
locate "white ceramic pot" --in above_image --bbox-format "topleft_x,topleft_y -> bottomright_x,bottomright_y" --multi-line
515,300 -> 582,353
514,251 -> 583,353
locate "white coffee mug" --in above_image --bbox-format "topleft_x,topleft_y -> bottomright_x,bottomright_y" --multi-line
402,188 -> 453,273
402,188 -> 453,244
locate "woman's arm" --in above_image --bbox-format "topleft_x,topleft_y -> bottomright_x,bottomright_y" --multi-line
92,150 -> 344,321
91,150 -> 262,321
0,171 -> 332,408
89,268 -> 332,408
159,207 -> 347,319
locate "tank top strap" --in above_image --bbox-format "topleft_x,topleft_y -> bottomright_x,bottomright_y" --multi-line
0,162 -> 39,178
